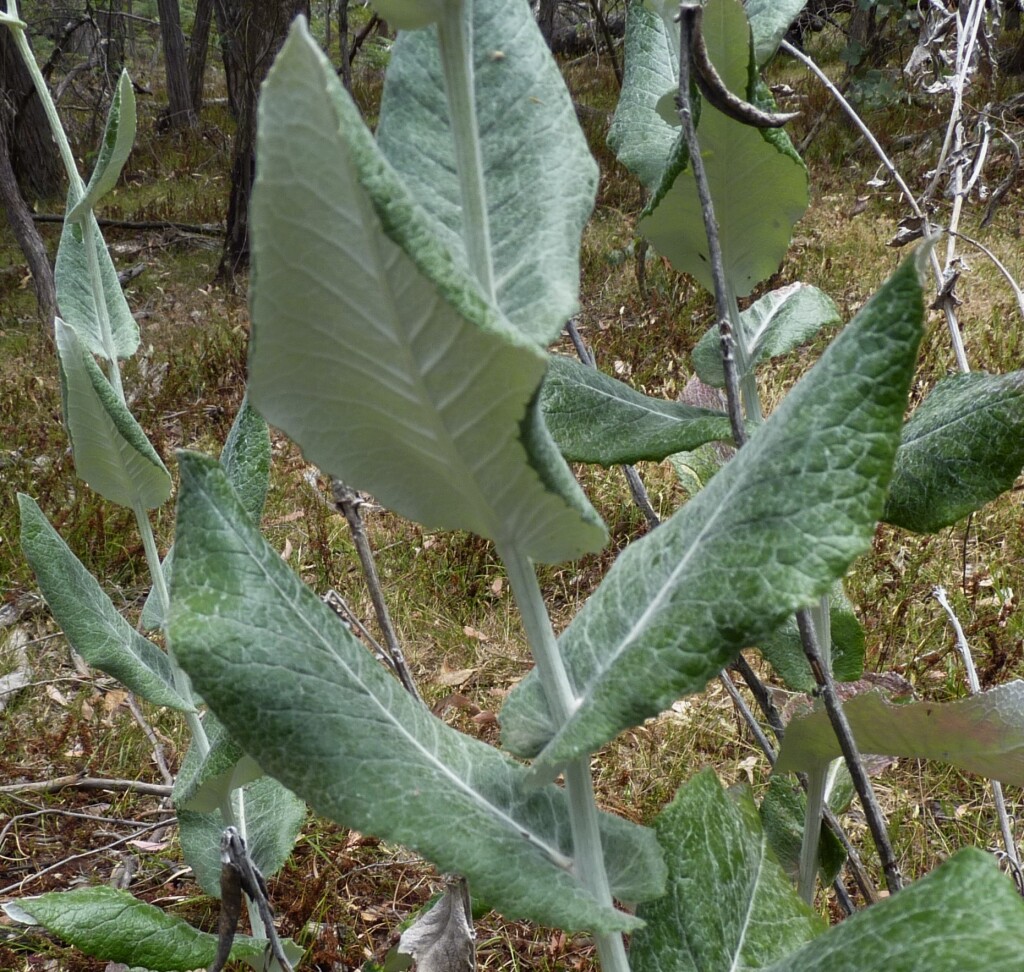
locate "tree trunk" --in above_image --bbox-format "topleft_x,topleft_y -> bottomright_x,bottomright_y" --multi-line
0,10 -> 62,202
0,104 -> 57,328
125,0 -> 137,58
99,0 -> 127,77
215,0 -> 309,281
846,2 -> 877,67
339,0 -> 351,91
187,0 -> 215,114
212,0 -> 243,118
155,0 -> 196,129
538,0 -> 557,46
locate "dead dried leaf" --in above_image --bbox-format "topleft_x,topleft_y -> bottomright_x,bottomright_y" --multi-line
128,838 -> 171,852
437,668 -> 476,688
102,689 -> 129,714
0,626 -> 32,712
397,876 -> 475,972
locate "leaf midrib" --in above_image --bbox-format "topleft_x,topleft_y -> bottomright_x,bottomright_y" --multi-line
902,380 -> 1024,447
193,471 -> 572,873
726,831 -> 767,972
555,382 -> 718,424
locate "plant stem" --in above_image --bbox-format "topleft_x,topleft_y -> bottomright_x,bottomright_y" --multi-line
331,479 -> 421,700
437,0 -> 496,305
679,11 -> 898,895
12,4 -> 200,742
500,545 -> 578,722
433,31 -> 630,957
795,596 -> 834,901
732,658 -> 876,908
719,672 -> 776,762
135,500 -> 209,756
227,787 -> 269,940
798,764 -> 828,903
809,594 -> 832,674
933,586 -> 1020,869
9,11 -> 124,390
675,6 -> 752,441
796,609 -> 903,896
8,15 -> 82,198
498,541 -> 631,972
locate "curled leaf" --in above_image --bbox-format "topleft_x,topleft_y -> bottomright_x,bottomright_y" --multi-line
397,877 -> 476,972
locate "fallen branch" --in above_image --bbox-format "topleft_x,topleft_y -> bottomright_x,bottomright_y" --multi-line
0,818 -> 170,896
0,807 -> 173,850
32,213 -> 225,235
0,774 -> 172,797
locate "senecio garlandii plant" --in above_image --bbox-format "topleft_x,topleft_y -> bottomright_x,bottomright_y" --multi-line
6,0 -> 1024,969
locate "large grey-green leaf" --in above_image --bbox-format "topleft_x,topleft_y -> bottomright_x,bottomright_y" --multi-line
501,254 -> 924,764
141,396 -> 270,631
67,70 -> 136,221
757,583 -> 864,692
640,0 -> 808,298
631,769 -> 823,972
178,776 -> 306,897
18,494 -> 189,712
249,21 -> 604,565
608,0 -> 680,191
540,355 -> 733,465
54,211 -> 139,361
763,848 -> 1024,971
169,452 -> 663,933
693,283 -> 840,387
376,0 -> 596,347
776,680 -> 1024,785
883,371 -> 1024,533
3,886 -> 269,970
55,318 -> 170,510
745,0 -> 809,66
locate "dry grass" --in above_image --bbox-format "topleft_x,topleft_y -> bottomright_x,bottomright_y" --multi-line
2,17 -> 1024,972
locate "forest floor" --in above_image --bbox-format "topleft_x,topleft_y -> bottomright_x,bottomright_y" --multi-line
2,17 -> 1024,972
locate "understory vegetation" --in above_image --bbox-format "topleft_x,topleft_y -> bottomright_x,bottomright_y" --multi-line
2,2 -> 1024,970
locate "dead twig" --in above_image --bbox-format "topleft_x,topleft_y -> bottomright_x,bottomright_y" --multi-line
0,818 -> 170,896
126,692 -> 175,787
0,774 -> 172,797
795,610 -> 903,896
330,480 -> 422,701
32,213 -> 225,235
0,807 -> 172,851
933,586 -> 1020,872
